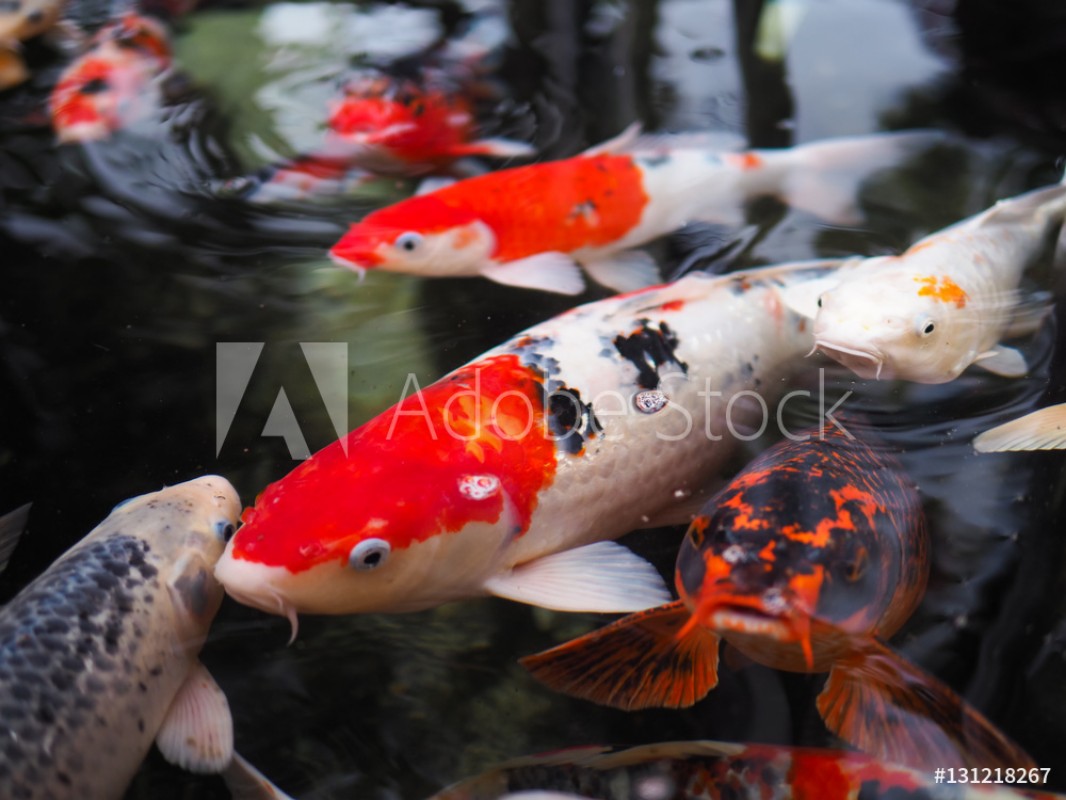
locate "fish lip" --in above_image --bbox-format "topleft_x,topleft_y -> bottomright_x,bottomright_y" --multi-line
814,338 -> 888,380
708,607 -> 794,642
328,249 -> 370,278
215,557 -> 301,643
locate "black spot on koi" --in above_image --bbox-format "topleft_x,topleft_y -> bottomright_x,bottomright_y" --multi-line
613,320 -> 688,390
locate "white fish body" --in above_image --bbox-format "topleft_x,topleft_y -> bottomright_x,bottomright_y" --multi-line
0,476 -> 292,800
215,259 -> 846,623
809,179 -> 1066,383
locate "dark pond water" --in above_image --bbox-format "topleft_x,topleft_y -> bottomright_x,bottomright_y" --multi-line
3,0 -> 1066,797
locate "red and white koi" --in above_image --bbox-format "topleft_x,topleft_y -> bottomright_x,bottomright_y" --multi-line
329,129 -> 938,295
804,175 -> 1066,383
214,259 -> 846,633
48,13 -> 172,143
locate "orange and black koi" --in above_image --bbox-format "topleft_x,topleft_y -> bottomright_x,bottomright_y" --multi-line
522,425 -> 1036,773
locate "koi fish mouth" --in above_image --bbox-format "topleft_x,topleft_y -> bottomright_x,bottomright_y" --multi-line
214,558 -> 301,644
328,249 -> 370,278
814,339 -> 888,380
683,591 -> 815,669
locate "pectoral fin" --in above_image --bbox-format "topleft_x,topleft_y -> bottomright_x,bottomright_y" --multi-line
581,250 -> 661,293
223,752 -> 298,800
484,541 -> 671,613
156,661 -> 234,773
974,404 -> 1066,452
480,254 -> 586,295
973,345 -> 1028,377
520,600 -> 720,710
817,639 -> 1035,772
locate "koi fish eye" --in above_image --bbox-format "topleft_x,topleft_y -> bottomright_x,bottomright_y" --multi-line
395,232 -> 423,253
918,319 -> 936,337
349,538 -> 391,570
214,520 -> 236,542
816,297 -> 823,308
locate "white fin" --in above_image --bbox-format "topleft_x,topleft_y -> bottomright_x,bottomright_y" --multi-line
781,130 -> 946,225
0,503 -> 30,577
581,250 -> 661,292
414,176 -> 457,196
464,137 -> 537,158
776,267 -> 848,318
581,122 -> 643,157
483,541 -> 671,612
973,345 -> 1028,378
156,662 -> 234,774
223,752 -> 297,800
974,405 -> 1066,452
481,254 -> 586,295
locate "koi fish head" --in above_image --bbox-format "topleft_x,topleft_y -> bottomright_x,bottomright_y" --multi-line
813,267 -> 976,383
214,355 -> 559,632
675,429 -> 925,671
329,195 -> 495,278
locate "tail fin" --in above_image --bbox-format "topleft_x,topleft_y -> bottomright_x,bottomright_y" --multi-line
519,600 -> 720,710
776,130 -> 946,225
817,639 -> 1036,772
0,503 -> 30,577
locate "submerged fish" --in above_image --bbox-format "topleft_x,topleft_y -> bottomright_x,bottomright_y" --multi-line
0,476 -> 291,799
521,426 -> 1035,772
326,74 -> 534,174
215,259 -> 846,630
329,129 -> 937,295
431,740 -> 1061,800
0,0 -> 67,90
803,175 -> 1066,383
48,13 -> 173,143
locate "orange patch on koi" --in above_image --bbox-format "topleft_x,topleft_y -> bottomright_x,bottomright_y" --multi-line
914,275 -> 968,308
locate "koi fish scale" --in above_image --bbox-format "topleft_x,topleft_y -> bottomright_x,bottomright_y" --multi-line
523,426 -> 1035,772
216,261 -> 842,620
0,477 -> 254,800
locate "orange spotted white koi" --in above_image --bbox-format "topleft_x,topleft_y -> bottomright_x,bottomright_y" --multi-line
803,175 -> 1066,383
214,259 -> 847,634
329,129 -> 938,295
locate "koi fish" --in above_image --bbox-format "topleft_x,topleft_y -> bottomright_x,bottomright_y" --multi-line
326,74 -> 534,174
802,175 -> 1066,383
520,425 -> 1035,773
973,403 -> 1066,452
214,259 -> 846,632
329,129 -> 939,295
431,740 -> 1060,800
0,476 -> 293,799
48,13 -> 172,144
0,0 -> 67,90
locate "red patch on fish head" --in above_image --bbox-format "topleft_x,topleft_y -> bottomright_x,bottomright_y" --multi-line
330,195 -> 483,269
227,355 -> 558,575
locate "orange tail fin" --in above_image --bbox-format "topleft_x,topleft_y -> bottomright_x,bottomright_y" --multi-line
519,600 -> 720,711
817,639 -> 1036,772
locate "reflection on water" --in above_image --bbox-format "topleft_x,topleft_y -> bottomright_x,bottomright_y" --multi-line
2,0 -> 1066,798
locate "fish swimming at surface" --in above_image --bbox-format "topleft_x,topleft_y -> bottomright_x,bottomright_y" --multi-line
429,740 -> 1062,800
214,259 -> 850,633
329,128 -> 940,295
797,174 -> 1066,383
0,476 -> 292,800
521,425 -> 1036,773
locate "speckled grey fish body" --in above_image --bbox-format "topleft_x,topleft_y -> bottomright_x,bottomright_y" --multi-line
0,475 -> 240,800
